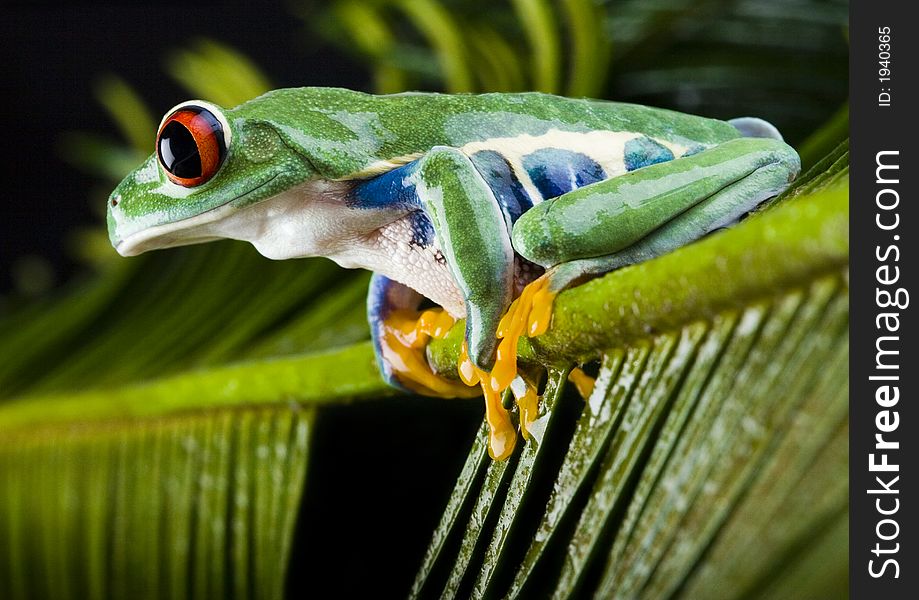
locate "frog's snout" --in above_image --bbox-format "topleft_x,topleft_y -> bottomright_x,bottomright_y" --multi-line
107,192 -> 123,252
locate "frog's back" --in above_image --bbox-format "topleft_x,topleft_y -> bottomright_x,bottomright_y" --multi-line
231,88 -> 741,179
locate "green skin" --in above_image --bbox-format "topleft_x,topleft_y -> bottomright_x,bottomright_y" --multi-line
108,87 -> 800,384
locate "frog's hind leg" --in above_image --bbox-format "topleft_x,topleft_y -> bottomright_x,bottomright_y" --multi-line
367,273 -> 479,398
513,136 -> 801,293
489,137 -> 799,391
368,274 -> 515,459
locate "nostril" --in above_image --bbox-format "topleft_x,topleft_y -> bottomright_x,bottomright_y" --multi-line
110,194 -> 120,207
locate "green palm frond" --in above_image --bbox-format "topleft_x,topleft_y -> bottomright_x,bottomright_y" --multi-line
1,410 -> 310,600
316,0 -> 611,96
5,4 -> 849,597
414,149 -> 848,598
1,142 -> 848,597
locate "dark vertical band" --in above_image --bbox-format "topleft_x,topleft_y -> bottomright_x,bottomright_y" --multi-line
850,2 -> 917,596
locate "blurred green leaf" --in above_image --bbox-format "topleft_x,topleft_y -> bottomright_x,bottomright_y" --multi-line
797,101 -> 849,170
166,39 -> 273,107
310,0 -> 847,144
395,0 -> 475,92
93,76 -> 158,154
510,0 -> 562,93
560,0 -> 612,96
333,1 -> 409,93
466,26 -> 527,91
58,132 -> 147,181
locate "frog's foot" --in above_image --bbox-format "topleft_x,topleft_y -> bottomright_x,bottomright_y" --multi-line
456,273 -> 561,459
458,342 -> 517,460
379,308 -> 481,398
485,258 -> 625,396
568,367 -> 596,399
490,274 -> 557,392
509,375 -> 540,440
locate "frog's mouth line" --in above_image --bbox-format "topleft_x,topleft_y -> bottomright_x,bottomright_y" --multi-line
115,175 -> 280,257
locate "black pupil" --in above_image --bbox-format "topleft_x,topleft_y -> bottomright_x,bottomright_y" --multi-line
157,108 -> 225,179
158,120 -> 201,178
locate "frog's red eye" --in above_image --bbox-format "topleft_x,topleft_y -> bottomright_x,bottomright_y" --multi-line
156,105 -> 227,187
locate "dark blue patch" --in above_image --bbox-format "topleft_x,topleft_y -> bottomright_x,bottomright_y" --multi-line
624,136 -> 675,172
522,148 -> 605,199
470,150 -> 533,223
408,211 -> 435,247
349,160 -> 422,210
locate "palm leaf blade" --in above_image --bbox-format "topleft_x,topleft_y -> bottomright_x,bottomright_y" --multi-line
411,150 -> 848,598
0,409 -> 310,600
2,131 -> 848,599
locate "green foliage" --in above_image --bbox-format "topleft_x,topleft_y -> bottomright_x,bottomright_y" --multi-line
2,3 -> 848,598
315,0 -> 612,96
413,153 -> 848,599
1,410 -> 310,600
0,149 -> 849,598
312,0 -> 848,144
166,40 -> 273,109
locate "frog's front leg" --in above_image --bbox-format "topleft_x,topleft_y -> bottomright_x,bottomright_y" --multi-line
409,146 -> 522,459
409,146 -> 517,369
500,136 -> 800,371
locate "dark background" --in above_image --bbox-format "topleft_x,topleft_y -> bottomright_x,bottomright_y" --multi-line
0,1 -> 364,295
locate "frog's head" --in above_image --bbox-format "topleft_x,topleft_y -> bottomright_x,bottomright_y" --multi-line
108,100 -> 318,257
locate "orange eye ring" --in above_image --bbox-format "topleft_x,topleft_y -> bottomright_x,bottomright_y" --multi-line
156,104 -> 228,187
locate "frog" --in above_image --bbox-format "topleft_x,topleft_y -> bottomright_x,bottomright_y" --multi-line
107,87 -> 800,460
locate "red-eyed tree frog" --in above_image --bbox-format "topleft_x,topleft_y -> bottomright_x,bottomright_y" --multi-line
108,88 -> 800,459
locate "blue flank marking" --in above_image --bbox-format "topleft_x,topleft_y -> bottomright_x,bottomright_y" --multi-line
624,136 -> 674,171
470,150 -> 533,224
408,211 -> 434,247
349,159 -> 434,247
522,148 -> 606,199
349,161 -> 422,210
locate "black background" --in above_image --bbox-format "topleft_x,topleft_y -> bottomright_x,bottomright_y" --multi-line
0,1 -> 364,294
